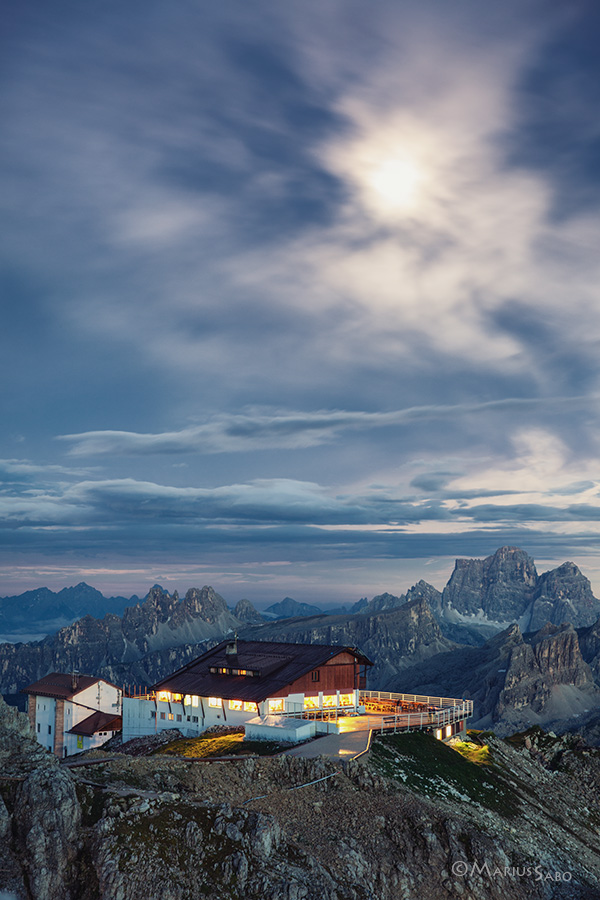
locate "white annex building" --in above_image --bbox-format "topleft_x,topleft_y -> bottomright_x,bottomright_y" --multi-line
24,672 -> 122,757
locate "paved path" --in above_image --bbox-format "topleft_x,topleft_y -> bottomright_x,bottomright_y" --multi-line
283,729 -> 371,760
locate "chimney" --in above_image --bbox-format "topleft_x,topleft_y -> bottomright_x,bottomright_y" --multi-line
225,635 -> 238,657
71,670 -> 79,693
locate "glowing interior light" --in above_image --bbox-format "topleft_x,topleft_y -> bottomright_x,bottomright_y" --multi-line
303,696 -> 320,710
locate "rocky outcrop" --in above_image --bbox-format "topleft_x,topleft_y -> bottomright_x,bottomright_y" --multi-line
3,691 -> 600,898
390,619 -> 600,735
528,562 -> 600,632
0,695 -> 83,900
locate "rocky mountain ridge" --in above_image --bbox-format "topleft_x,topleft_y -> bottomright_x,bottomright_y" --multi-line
439,547 -> 600,641
0,585 -> 241,696
0,583 -> 134,641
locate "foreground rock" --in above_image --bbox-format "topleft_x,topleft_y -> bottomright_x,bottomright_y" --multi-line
2,693 -> 600,899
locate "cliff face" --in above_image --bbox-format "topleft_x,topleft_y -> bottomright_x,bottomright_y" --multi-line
443,546 -> 538,620
440,546 -> 600,636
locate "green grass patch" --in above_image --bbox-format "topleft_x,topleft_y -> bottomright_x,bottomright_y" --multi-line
152,732 -> 289,758
450,739 -> 491,765
370,731 -> 520,817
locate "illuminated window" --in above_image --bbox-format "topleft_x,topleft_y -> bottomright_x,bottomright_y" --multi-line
208,697 -> 221,708
243,702 -> 257,713
168,713 -> 174,721
191,695 -> 199,707
339,693 -> 354,706
157,691 -> 171,702
172,693 -> 183,702
445,725 -> 452,738
322,695 -> 336,708
303,696 -> 320,710
268,699 -> 284,713
228,700 -> 243,711
184,695 -> 192,706
436,729 -> 442,740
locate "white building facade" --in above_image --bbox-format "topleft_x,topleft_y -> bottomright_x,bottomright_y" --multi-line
24,673 -> 122,757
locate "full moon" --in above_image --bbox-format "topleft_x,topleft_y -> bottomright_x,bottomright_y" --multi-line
365,154 -> 423,215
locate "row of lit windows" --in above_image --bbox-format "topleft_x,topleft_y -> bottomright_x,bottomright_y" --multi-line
209,666 -> 258,677
154,692 -> 258,712
267,693 -> 355,713
156,691 -> 200,706
208,698 -> 257,712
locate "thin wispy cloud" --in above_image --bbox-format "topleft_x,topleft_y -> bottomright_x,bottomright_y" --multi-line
58,397 -> 591,456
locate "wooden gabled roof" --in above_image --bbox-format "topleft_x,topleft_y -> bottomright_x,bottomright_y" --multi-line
23,673 -> 102,700
68,710 -> 122,736
152,639 -> 372,703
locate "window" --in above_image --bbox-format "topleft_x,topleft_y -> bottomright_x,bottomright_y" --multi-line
228,700 -> 243,711
268,699 -> 284,713
303,696 -> 320,710
37,723 -> 40,733
168,713 -> 174,721
311,670 -> 320,682
184,695 -> 192,706
187,715 -> 191,722
192,716 -> 198,723
176,714 -> 182,722
48,725 -> 52,734
172,693 -> 183,702
339,693 -> 354,707
157,691 -> 171,702
322,695 -> 336,708
150,711 -> 156,719
191,695 -> 199,707
243,702 -> 257,713
160,712 -> 166,720
208,697 -> 221,708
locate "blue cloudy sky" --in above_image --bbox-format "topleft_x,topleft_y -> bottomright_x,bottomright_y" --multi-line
3,0 -> 600,604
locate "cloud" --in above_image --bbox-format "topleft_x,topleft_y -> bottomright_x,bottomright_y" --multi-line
57,397 -> 590,456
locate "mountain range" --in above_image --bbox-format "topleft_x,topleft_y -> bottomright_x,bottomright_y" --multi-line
3,547 -> 600,740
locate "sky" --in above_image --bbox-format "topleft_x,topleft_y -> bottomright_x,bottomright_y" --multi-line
3,0 -> 600,606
